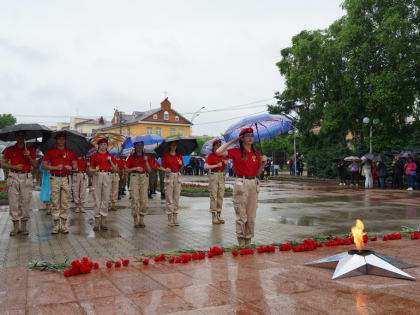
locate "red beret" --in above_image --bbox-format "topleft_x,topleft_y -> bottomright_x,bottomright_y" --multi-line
239,128 -> 254,136
213,139 -> 222,146
54,132 -> 66,139
97,138 -> 108,144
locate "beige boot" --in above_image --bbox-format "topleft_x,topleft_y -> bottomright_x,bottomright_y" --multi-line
111,202 -> 117,211
212,212 -> 220,224
133,215 -> 139,227
173,213 -> 179,226
168,214 -> 175,226
80,203 -> 86,213
217,212 -> 225,224
46,203 -> 51,215
138,215 -> 146,228
10,221 -> 20,236
61,219 -> 69,234
244,238 -> 251,246
52,220 -> 60,234
21,220 -> 29,235
75,204 -> 80,213
93,217 -> 100,231
101,216 -> 108,230
237,237 -> 245,247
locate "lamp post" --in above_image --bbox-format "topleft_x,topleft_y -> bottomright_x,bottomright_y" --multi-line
363,117 -> 380,153
190,106 -> 205,136
288,129 -> 298,176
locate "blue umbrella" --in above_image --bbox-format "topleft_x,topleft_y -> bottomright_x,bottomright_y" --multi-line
120,135 -> 164,156
200,136 -> 225,155
224,113 -> 292,143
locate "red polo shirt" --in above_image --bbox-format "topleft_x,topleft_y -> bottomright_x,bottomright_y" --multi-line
126,154 -> 149,171
90,152 -> 116,171
161,153 -> 183,172
76,158 -> 88,172
116,159 -> 125,170
44,147 -> 76,175
205,153 -> 227,172
227,147 -> 261,177
147,156 -> 160,170
3,145 -> 36,172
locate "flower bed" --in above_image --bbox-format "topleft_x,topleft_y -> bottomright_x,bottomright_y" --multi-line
0,181 -> 8,200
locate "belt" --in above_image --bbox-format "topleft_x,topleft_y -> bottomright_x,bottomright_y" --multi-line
10,170 -> 30,174
131,171 -> 146,174
170,171 -> 179,173
51,174 -> 69,177
74,171 -> 86,174
98,170 -> 111,173
237,175 -> 257,180
210,170 -> 224,173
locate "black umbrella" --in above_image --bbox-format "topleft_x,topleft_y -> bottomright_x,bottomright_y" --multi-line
41,130 -> 93,157
0,123 -> 51,141
154,136 -> 198,157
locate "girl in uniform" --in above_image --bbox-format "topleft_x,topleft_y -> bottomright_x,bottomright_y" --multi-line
160,141 -> 183,226
125,140 -> 151,228
204,139 -> 227,224
89,138 -> 117,231
216,128 -> 267,246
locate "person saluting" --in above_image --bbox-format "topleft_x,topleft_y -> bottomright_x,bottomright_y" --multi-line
216,128 -> 267,246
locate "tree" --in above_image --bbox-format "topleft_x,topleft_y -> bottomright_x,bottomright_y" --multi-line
0,114 -> 16,130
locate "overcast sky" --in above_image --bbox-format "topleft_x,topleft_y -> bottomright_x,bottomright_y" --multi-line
0,0 -> 344,136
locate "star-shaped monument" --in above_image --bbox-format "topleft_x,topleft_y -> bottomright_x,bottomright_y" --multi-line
305,250 -> 417,281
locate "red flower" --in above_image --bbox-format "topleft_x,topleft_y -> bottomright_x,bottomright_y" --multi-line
154,256 -> 161,262
106,261 -> 113,268
64,269 -> 72,277
168,257 -> 175,263
115,261 -> 121,268
160,254 -> 166,261
208,252 -> 214,258
122,259 -> 130,267
142,258 -> 149,265
175,257 -> 182,263
82,257 -> 89,264
383,236 -> 389,241
232,249 -> 239,256
93,262 -> 99,269
370,237 -> 377,241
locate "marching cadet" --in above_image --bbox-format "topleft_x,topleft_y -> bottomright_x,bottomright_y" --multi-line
42,133 -> 77,234
1,131 -> 38,236
108,154 -> 120,211
160,141 -> 183,226
126,140 -> 150,228
204,139 -> 228,224
216,128 -> 267,246
72,155 -> 88,213
116,154 -> 126,199
148,152 -> 159,199
89,138 -> 117,231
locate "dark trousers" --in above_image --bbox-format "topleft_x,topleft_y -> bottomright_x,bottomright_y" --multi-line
351,172 -> 359,185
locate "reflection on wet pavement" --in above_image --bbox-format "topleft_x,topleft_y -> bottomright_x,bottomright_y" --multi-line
0,178 -> 419,267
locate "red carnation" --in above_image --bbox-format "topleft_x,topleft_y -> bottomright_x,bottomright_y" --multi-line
208,252 -> 214,258
168,257 -> 175,263
232,249 -> 239,256
64,269 -> 71,277
175,257 -> 182,263
122,259 -> 130,267
115,261 -> 121,268
160,254 -> 166,260
93,262 -> 99,269
383,236 -> 389,241
370,237 -> 377,241
106,261 -> 113,268
82,257 -> 89,264
143,258 -> 149,265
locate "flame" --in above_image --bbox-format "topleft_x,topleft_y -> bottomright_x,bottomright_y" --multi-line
351,219 -> 365,251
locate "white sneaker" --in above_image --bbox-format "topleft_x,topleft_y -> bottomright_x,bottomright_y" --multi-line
407,187 -> 413,191
339,183 -> 342,186
343,183 -> 346,186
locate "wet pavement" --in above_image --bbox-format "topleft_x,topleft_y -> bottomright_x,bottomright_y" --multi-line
0,177 -> 419,268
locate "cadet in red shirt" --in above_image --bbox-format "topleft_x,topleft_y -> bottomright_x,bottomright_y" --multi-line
1,131 -> 38,236
126,140 -> 151,228
204,139 -> 228,225
115,155 -> 126,199
160,141 -> 184,226
216,128 -> 267,246
147,153 -> 160,199
89,138 -> 118,231
72,156 -> 88,213
42,133 -> 77,234
108,153 -> 120,212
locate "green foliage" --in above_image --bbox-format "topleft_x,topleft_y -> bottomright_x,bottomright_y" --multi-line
0,114 -> 16,129
193,137 -> 213,156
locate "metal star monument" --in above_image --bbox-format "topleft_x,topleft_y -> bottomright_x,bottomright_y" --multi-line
306,249 -> 417,281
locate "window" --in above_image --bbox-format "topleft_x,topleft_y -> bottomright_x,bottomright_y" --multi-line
153,114 -> 158,120
178,128 -> 184,136
147,127 -> 153,134
175,115 -> 179,121
156,127 -> 161,136
170,128 -> 176,136
164,111 -> 169,120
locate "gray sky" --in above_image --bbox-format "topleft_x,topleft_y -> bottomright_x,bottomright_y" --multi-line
0,0 -> 344,136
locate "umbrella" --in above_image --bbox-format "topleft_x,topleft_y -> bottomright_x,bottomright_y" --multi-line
344,156 -> 360,162
1,139 -> 43,153
0,123 -> 51,141
200,136 -> 225,155
362,152 -> 385,162
223,113 -> 292,143
41,130 -> 92,157
120,135 -> 164,156
90,132 -> 126,151
399,151 -> 414,159
154,136 -> 198,157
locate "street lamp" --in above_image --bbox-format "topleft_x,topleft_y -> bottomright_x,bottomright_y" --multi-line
288,129 -> 298,176
190,106 -> 205,136
363,117 -> 380,153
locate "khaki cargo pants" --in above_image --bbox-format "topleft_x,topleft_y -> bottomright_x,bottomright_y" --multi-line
165,172 -> 181,214
50,175 -> 71,221
72,172 -> 88,205
8,172 -> 33,221
232,178 -> 259,239
208,172 -> 225,214
129,173 -> 148,217
94,172 -> 111,217
109,173 -> 119,208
